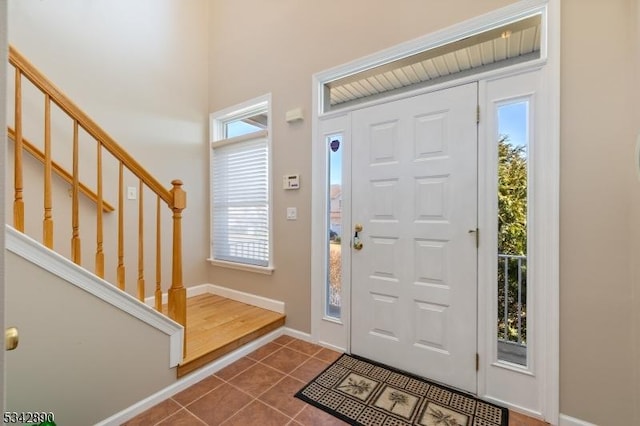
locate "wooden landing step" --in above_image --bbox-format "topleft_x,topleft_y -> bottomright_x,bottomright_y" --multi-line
170,293 -> 286,378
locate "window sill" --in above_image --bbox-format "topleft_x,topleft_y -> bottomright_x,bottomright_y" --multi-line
207,258 -> 274,275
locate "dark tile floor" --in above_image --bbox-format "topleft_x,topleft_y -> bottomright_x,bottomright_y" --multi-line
123,336 -> 548,426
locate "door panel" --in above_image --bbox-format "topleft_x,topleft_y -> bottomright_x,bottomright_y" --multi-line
351,83 -> 478,393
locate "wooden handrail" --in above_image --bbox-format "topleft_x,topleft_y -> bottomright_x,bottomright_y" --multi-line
9,45 -> 173,207
7,127 -> 115,213
9,45 -> 187,349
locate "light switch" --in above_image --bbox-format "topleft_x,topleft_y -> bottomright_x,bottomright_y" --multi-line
286,207 -> 297,220
127,186 -> 137,200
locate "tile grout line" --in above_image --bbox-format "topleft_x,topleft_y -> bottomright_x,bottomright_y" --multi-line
169,359 -> 259,422
217,392 -> 263,426
171,341 -> 290,420
165,402 -> 209,425
145,399 -> 183,426
169,407 -> 208,426
217,356 -> 301,425
221,348 -> 325,424
127,337 -> 338,426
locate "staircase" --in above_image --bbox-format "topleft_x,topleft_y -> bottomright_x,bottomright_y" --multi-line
6,46 -> 285,376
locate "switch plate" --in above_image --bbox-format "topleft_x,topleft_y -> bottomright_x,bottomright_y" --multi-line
286,207 -> 297,220
127,186 -> 137,200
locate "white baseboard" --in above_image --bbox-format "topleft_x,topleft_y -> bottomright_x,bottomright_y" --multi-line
97,327 -> 287,425
559,414 -> 597,426
317,340 -> 347,353
283,327 -> 312,342
279,328 -> 347,354
98,326 -> 321,425
206,283 -> 285,313
482,396 -> 542,421
145,283 -> 285,314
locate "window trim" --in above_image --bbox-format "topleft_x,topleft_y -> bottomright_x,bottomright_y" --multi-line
209,94 -> 273,274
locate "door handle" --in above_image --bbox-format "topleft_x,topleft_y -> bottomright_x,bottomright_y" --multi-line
5,327 -> 19,351
353,224 -> 363,250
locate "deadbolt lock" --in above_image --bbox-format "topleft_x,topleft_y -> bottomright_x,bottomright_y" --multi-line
353,223 -> 364,250
5,327 -> 19,351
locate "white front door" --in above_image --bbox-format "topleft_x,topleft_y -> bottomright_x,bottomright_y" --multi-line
350,83 -> 478,393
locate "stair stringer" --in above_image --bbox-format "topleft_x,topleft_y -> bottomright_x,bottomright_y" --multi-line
5,224 -> 183,367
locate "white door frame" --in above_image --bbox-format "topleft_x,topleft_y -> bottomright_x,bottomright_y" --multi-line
311,0 -> 559,423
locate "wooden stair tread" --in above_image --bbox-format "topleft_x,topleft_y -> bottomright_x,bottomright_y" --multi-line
168,294 -> 286,378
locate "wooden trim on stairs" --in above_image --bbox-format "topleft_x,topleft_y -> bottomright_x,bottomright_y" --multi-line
7,126 -> 115,213
8,44 -> 188,348
8,45 -> 173,206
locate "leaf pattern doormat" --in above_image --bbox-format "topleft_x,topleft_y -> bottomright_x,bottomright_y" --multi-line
295,354 -> 508,426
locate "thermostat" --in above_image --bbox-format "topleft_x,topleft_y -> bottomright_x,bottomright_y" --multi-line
283,174 -> 300,190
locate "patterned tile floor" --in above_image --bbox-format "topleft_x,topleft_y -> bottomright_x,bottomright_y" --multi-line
123,336 -> 548,426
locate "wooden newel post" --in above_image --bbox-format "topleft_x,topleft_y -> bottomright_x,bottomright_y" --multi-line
168,180 -> 187,347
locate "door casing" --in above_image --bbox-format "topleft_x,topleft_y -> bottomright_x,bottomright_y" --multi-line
311,0 -> 559,422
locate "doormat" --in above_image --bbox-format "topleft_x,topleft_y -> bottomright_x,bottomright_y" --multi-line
295,354 -> 508,426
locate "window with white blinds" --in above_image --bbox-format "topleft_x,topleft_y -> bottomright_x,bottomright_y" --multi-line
212,133 -> 270,267
210,95 -> 271,271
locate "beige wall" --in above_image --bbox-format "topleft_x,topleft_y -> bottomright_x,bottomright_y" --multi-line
7,0 -> 210,294
208,0 -> 640,423
0,0 -> 7,410
207,0 -> 516,333
4,1 -> 640,423
5,251 -> 176,426
560,1 -> 639,424
633,3 -> 640,424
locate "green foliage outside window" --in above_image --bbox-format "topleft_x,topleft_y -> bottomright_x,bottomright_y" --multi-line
497,135 -> 528,344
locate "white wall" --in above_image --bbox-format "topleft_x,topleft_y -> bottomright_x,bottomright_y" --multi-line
6,0 -> 210,294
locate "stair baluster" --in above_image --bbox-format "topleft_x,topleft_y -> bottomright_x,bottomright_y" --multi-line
13,68 -> 24,232
137,179 -> 145,302
117,162 -> 125,291
71,121 -> 81,265
155,196 -> 162,312
96,143 -> 105,278
43,94 -> 53,249
7,45 -> 187,355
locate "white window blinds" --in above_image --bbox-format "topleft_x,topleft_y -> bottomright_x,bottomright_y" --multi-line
212,134 -> 269,267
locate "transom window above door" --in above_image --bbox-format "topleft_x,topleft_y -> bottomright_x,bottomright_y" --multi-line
322,13 -> 542,112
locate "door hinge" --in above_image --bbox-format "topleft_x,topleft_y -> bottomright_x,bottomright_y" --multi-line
476,353 -> 480,371
476,105 -> 480,124
469,228 -> 479,247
